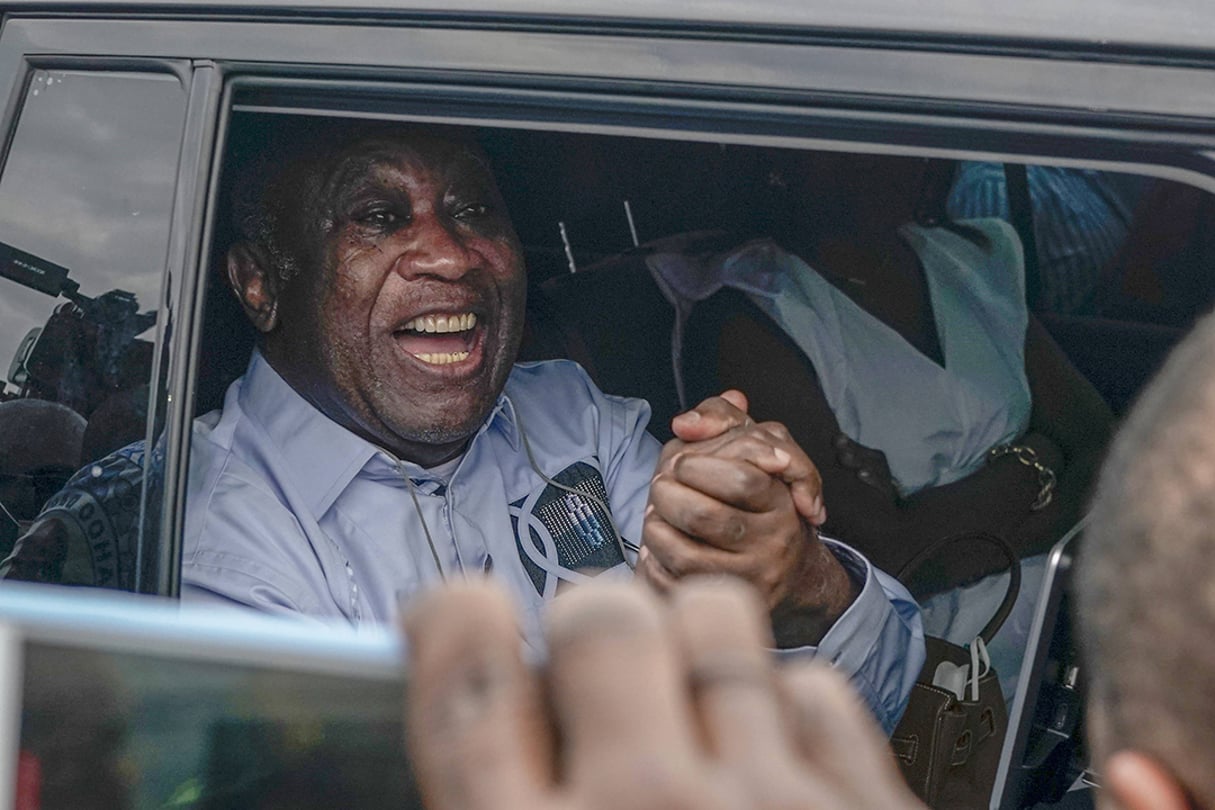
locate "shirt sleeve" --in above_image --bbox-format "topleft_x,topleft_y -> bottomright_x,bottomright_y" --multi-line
774,538 -> 925,735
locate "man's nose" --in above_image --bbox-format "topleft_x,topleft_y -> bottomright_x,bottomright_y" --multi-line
397,214 -> 476,279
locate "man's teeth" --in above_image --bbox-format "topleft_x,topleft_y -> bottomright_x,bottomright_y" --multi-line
413,351 -> 471,365
402,313 -> 477,333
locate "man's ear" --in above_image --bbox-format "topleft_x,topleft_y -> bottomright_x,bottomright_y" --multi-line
1101,750 -> 1193,810
227,242 -> 281,334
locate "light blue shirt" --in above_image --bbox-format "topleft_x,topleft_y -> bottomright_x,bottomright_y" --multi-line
182,352 -> 924,731
947,162 -> 1147,315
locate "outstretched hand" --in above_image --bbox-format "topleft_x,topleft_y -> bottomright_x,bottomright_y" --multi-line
404,579 -> 926,810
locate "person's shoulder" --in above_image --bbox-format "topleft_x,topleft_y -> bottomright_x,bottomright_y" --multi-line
505,359 -> 653,427
965,216 -> 1019,245
182,466 -> 313,597
507,360 -> 646,406
507,358 -> 601,397
956,218 -> 1023,273
185,406 -> 298,539
914,218 -> 1021,266
188,371 -> 280,485
191,371 -> 250,448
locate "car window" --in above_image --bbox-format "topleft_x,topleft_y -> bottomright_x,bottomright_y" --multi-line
197,112 -> 1207,606
186,114 -> 1210,739
0,68 -> 187,592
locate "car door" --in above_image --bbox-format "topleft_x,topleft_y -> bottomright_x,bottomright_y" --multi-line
0,10 -> 1212,809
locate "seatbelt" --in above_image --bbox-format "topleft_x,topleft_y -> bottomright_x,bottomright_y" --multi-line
1004,163 -> 1041,311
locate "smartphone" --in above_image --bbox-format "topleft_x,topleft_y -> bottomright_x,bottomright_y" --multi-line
0,583 -> 421,810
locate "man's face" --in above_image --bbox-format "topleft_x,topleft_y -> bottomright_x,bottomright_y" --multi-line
261,130 -> 527,465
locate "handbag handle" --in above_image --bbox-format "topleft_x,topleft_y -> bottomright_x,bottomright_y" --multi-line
895,532 -> 1021,644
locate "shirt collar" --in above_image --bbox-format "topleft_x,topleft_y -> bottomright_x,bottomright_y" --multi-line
390,394 -> 520,484
489,389 -> 521,452
238,352 -> 522,516
238,351 -> 382,519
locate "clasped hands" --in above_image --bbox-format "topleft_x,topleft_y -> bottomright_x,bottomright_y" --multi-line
637,391 -> 858,648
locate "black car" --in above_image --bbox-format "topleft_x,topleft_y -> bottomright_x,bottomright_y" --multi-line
0,2 -> 1213,807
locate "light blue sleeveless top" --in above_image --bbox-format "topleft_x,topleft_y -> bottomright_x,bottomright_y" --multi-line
648,219 -> 1031,496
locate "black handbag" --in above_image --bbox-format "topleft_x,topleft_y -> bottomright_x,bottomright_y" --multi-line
890,532 -> 1021,809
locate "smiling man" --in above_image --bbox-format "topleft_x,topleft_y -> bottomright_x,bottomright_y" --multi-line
181,117 -> 922,730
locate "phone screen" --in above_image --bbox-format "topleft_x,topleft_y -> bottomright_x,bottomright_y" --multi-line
14,639 -> 419,810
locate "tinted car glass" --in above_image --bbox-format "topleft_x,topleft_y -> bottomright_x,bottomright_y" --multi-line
0,68 -> 186,591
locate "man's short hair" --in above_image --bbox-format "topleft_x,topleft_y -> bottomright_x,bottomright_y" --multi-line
1078,308 -> 1215,807
227,114 -> 356,282
227,115 -> 484,283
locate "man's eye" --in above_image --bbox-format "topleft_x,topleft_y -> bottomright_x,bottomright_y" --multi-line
454,203 -> 490,220
355,209 -> 403,229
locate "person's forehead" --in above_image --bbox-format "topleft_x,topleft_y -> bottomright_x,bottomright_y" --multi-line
324,130 -> 495,188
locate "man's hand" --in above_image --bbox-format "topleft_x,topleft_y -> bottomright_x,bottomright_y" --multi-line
404,579 -> 926,810
669,391 -> 827,525
640,392 -> 855,647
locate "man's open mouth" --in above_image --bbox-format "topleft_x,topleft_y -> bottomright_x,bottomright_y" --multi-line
394,312 -> 480,366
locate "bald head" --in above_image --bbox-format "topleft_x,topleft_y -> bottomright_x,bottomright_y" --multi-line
1079,309 -> 1215,808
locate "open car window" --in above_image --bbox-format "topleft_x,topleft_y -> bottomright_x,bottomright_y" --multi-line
171,108 -> 1213,808
196,110 -> 1207,603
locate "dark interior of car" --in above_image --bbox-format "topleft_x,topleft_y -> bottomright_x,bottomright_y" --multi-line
198,116 -> 1215,432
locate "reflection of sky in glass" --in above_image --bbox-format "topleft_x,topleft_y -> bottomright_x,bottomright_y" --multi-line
0,70 -> 185,393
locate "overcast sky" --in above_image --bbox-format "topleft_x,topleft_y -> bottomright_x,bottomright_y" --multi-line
0,69 -> 185,393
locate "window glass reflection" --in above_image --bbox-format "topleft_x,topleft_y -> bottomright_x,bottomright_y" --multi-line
0,69 -> 185,590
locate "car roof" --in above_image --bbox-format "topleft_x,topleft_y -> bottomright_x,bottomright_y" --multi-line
3,0 -> 1215,54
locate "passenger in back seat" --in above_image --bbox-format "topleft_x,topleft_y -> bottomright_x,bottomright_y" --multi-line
946,162 -> 1147,315
659,153 -> 1113,694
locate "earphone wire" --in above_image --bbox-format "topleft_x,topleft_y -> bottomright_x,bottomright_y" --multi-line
403,469 -> 447,581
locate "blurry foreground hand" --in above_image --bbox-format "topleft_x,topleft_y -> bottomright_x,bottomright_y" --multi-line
403,578 -> 926,810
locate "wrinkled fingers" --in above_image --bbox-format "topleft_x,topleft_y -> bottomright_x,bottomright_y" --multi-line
642,511 -> 747,577
544,584 -> 716,805
670,391 -> 752,442
404,583 -> 554,810
662,453 -> 789,514
780,662 -> 926,809
647,473 -> 794,558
